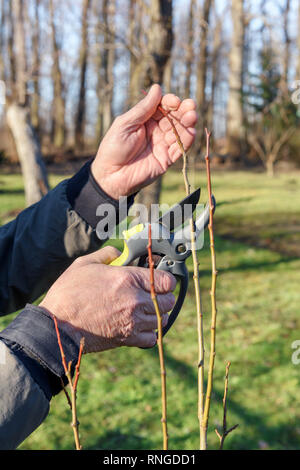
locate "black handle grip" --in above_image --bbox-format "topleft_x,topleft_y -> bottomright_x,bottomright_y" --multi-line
138,256 -> 189,349
157,260 -> 189,337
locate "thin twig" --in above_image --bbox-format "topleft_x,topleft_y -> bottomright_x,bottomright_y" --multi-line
147,224 -> 168,450
73,338 -> 85,390
52,314 -> 68,373
52,314 -> 84,450
215,362 -> 239,450
60,377 -> 72,410
202,128 -> 218,446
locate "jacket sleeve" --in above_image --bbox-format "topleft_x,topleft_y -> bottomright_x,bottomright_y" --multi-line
0,160 -> 134,315
0,340 -> 50,450
0,304 -> 80,450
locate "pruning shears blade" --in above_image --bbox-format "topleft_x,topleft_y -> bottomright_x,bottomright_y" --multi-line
157,187 -> 201,232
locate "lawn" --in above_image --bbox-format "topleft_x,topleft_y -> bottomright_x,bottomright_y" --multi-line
0,169 -> 300,450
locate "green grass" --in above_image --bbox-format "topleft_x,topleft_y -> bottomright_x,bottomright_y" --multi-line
0,169 -> 300,450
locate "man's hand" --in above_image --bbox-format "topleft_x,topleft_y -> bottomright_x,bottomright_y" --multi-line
91,84 -> 197,200
40,246 -> 176,353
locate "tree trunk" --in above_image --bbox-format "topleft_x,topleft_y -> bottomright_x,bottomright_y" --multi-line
282,0 -> 291,93
297,0 -> 300,79
102,0 -> 115,135
127,0 -> 139,105
226,0 -> 245,159
266,156 -> 275,177
13,0 -> 27,106
184,0 -> 196,98
7,104 -> 49,205
30,0 -> 40,133
75,0 -> 91,151
0,0 -> 5,83
131,0 -> 173,213
49,0 -> 65,148
207,16 -> 222,132
196,0 -> 212,135
6,0 -> 48,206
94,0 -> 103,144
7,0 -> 16,98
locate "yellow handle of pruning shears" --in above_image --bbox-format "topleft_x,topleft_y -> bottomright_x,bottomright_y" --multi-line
109,223 -> 145,267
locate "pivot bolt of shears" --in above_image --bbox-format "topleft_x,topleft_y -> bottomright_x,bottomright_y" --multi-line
176,244 -> 187,254
166,260 -> 175,267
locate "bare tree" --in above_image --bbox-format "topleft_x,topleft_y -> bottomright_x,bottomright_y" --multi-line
248,126 -> 294,177
281,0 -> 291,92
49,0 -> 65,148
226,0 -> 245,159
75,0 -> 91,151
184,0 -> 196,98
196,0 -> 213,139
30,0 -> 40,133
94,0 -> 104,144
297,0 -> 300,79
0,0 -> 5,83
130,0 -> 173,212
101,0 -> 115,135
6,0 -> 49,206
7,0 -> 16,97
207,11 -> 223,131
127,0 -> 140,104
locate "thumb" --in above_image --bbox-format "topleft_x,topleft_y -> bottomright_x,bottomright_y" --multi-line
122,84 -> 162,126
79,246 -> 121,265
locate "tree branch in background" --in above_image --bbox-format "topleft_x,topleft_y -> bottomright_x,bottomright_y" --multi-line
52,314 -> 85,450
248,126 -> 295,177
215,362 -> 239,450
147,224 -> 168,450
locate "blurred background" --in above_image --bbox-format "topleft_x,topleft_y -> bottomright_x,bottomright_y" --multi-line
0,0 -> 300,450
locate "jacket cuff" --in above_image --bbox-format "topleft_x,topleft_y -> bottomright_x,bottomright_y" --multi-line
66,159 -> 135,230
0,304 -> 79,399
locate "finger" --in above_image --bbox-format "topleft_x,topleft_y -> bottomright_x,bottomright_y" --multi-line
171,98 -> 197,120
124,331 -> 157,348
141,292 -> 176,315
135,313 -> 160,330
79,246 -> 121,265
163,112 -> 198,147
135,311 -> 169,331
120,84 -> 162,126
129,267 -> 177,294
147,94 -> 181,121
158,109 -> 198,135
180,109 -> 198,128
157,97 -> 197,131
168,127 -> 197,162
160,93 -> 181,112
136,313 -> 158,330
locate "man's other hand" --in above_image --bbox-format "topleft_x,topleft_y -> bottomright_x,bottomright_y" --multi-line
91,84 -> 197,200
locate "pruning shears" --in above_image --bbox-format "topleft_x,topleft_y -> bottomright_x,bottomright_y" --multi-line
110,189 -> 216,338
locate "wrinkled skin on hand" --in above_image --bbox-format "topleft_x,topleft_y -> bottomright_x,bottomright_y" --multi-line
92,84 -> 197,200
40,246 -> 176,353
